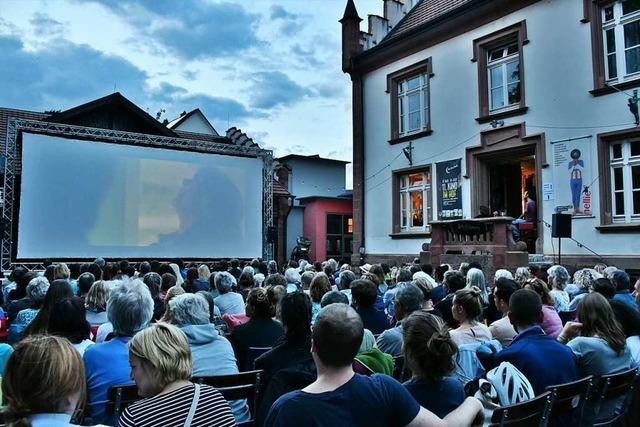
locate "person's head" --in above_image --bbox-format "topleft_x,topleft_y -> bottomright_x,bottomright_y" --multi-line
8,266 -> 27,284
195,291 -> 216,321
494,278 -> 520,315
547,265 -> 569,291
443,270 -> 465,295
266,284 -> 286,317
267,260 -> 278,275
403,311 -> 456,381
85,280 -> 111,312
280,291 -> 312,342
452,287 -> 483,323
214,271 -> 236,294
507,289 -> 543,331
25,279 -> 73,337
169,293 -> 210,326
107,280 -> 154,337
603,266 -> 618,279
185,267 -> 198,283
2,335 -> 85,422
350,279 -> 378,309
524,278 -> 554,306
394,282 -> 424,320
577,292 -> 626,354
77,272 -> 95,296
434,264 -> 450,283
300,271 -> 315,290
138,261 -> 151,276
14,270 -> 37,299
313,261 -> 323,272
466,268 -> 485,289
593,263 -> 607,275
610,269 -> 631,292
514,267 -> 531,287
573,268 -> 603,290
312,304 -> 363,369
26,276 -> 50,305
161,273 -> 177,292
230,259 -> 239,269
494,269 -> 514,285
142,272 -> 162,300
323,264 -> 333,278
238,271 -> 255,289
128,323 -> 192,397
284,267 -> 301,285
409,264 -> 421,276
309,272 -> 332,303
48,297 -> 91,344
393,268 -> 411,284
338,269 -> 356,291
246,288 -> 273,318
459,262 -> 470,277
368,265 -> 385,285
44,265 -> 56,284
592,277 -> 615,299
320,290 -> 349,307
413,277 -> 434,304
54,263 -> 71,280
197,264 -> 211,281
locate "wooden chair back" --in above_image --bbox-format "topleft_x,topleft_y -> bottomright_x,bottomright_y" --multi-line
105,383 -> 139,419
591,368 -> 638,426
545,375 -> 594,425
489,391 -> 554,427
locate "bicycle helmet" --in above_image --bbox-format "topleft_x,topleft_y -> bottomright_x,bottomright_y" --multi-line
485,362 -> 534,406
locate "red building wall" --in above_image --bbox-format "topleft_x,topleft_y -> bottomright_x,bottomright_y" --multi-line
302,198 -> 353,262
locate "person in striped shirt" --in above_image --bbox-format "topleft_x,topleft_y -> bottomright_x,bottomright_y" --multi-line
119,323 -> 235,427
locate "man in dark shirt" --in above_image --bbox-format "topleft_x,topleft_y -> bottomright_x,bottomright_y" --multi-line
435,271 -> 466,328
351,279 -> 389,334
494,289 -> 577,395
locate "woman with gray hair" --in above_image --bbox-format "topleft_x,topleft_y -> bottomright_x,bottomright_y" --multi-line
83,279 -> 154,425
568,268 -> 603,311
514,267 -> 531,287
169,293 -> 250,423
547,265 -> 570,312
213,271 -> 245,315
7,276 -> 49,344
284,268 -> 301,293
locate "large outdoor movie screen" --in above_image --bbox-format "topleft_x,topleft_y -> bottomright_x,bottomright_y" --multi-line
17,133 -> 264,259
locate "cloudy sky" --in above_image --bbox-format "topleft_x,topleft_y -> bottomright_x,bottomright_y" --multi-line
0,0 -> 381,169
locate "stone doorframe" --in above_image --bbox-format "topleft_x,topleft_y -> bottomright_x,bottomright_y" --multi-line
464,122 -> 548,253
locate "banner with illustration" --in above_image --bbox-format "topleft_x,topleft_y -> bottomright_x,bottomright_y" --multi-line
552,139 -> 593,217
436,158 -> 463,220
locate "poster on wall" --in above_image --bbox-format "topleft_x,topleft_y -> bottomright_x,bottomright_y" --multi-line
552,140 -> 593,217
436,158 -> 463,220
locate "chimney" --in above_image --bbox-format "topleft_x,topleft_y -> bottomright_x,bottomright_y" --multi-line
339,0 -> 363,73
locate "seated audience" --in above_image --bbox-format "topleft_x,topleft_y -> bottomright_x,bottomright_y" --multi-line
76,272 -> 95,301
237,270 -> 255,301
85,280 -> 111,327
413,276 -> 441,317
377,282 -> 423,356
592,277 -> 640,337
489,278 -> 519,347
610,269 -> 639,312
436,271 -> 467,328
338,269 -> 356,303
23,279 -> 73,338
558,292 -> 631,377
354,329 -> 393,375
309,273 -> 332,323
300,271 -> 315,292
49,297 -> 94,355
383,268 -> 413,318
264,303 -> 483,427
6,271 -> 38,321
213,272 -> 245,316
3,266 -> 27,304
568,268 -> 602,310
350,279 -> 389,334
431,265 -> 450,304
230,288 -> 284,371
119,323 -> 235,427
159,285 -> 186,323
54,263 -> 78,295
514,267 -> 531,288
546,265 -> 570,312
403,311 -> 465,418
449,287 -> 492,346
84,280 -> 154,424
160,272 -> 177,299
0,343 -> 13,376
8,276 -> 49,344
170,293 -> 250,423
320,290 -> 349,307
524,278 -> 563,338
494,289 -> 576,394
284,268 -> 301,293
2,335 -> 87,427
465,268 -> 488,306
141,272 -> 164,321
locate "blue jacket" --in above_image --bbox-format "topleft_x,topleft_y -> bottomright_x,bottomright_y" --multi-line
495,326 -> 577,395
613,290 -> 639,312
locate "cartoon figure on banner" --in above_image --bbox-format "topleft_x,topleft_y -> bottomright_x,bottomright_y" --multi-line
568,149 -> 584,214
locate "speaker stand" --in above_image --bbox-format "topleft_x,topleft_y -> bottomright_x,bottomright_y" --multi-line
558,237 -> 562,265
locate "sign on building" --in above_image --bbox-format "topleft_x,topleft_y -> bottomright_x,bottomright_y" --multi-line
552,140 -> 593,217
436,158 -> 462,220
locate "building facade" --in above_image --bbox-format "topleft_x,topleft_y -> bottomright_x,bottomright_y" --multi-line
342,0 -> 640,270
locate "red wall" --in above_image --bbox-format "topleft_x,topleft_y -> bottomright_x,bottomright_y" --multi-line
302,198 -> 353,262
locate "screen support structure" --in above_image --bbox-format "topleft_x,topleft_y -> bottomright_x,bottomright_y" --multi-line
2,118 -> 273,271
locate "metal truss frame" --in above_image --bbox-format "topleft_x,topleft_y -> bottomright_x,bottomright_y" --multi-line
2,119 -> 274,271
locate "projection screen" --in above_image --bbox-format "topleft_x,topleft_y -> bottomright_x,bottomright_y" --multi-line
17,132 -> 264,259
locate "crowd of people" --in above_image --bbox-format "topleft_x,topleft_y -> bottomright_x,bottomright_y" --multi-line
0,256 -> 638,426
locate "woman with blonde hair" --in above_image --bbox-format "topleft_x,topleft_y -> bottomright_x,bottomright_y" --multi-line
2,335 -> 86,426
119,323 -> 235,427
449,287 -> 492,346
85,281 -> 111,327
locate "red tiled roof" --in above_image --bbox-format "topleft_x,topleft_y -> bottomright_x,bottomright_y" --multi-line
384,0 -> 473,41
0,108 -> 48,149
273,180 -> 291,197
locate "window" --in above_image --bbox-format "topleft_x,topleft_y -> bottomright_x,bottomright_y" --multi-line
601,1 -> 640,83
387,58 -> 433,144
392,167 -> 432,233
487,42 -> 521,111
326,214 -> 353,259
472,21 -> 528,122
610,140 -> 640,222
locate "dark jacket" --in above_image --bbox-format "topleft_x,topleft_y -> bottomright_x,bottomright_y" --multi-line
230,317 -> 284,371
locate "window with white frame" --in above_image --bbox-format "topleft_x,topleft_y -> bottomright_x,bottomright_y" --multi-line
398,73 -> 430,136
610,139 -> 640,222
487,42 -> 521,111
602,1 -> 640,82
398,169 -> 431,231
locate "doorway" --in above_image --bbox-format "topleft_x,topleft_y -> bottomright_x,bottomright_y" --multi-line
488,156 -> 536,219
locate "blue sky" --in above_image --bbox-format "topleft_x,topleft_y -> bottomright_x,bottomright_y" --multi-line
0,0 -> 381,170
